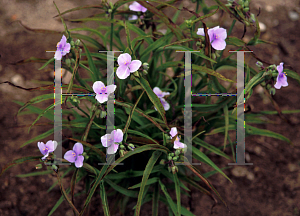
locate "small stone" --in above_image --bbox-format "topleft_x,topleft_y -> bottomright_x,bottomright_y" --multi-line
288,163 -> 298,172
288,11 -> 299,21
245,153 -> 251,162
265,5 -> 274,12
157,29 -> 167,35
231,166 -> 248,177
62,69 -> 72,84
259,22 -> 266,32
11,74 -> 24,85
254,146 -> 262,155
272,19 -> 279,27
246,172 -> 255,181
242,36 -> 251,43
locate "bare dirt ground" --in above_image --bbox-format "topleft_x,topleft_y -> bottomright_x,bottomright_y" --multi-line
0,0 -> 300,215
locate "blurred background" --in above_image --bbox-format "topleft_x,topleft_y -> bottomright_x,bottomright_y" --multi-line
0,0 -> 300,215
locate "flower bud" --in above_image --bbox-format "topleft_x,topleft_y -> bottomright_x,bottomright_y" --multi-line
36,164 -> 42,169
143,62 -> 149,70
71,58 -> 76,64
160,159 -> 166,165
65,58 -> 71,67
100,110 -> 107,118
82,152 -> 89,160
170,153 -> 174,157
261,81 -> 266,87
244,7 -> 249,12
120,144 -> 125,149
120,149 -> 125,157
142,70 -> 148,75
266,84 -> 272,90
250,14 -> 256,22
133,71 -> 140,77
196,41 -> 202,47
175,149 -> 181,156
70,41 -> 75,47
212,53 -> 216,60
75,39 -> 81,46
109,2 -> 114,9
52,164 -> 58,172
171,166 -> 178,174
269,88 -> 276,95
108,9 -> 112,13
128,143 -> 135,151
172,156 -> 178,162
167,155 -> 172,161
168,166 -> 172,172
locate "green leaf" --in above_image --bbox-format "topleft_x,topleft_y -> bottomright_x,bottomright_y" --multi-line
133,151 -> 162,216
134,77 -> 168,126
0,156 -> 41,177
226,36 -> 246,46
28,103 -> 55,133
16,170 -> 53,177
159,196 -> 195,216
104,178 -> 138,198
72,33 -> 106,50
173,173 -> 181,216
81,41 -> 98,81
38,58 -> 55,70
285,69 -> 300,85
100,181 -> 111,216
192,146 -> 232,183
152,182 -> 160,216
21,128 -> 55,148
159,180 -> 178,216
246,124 -> 292,145
53,5 -> 103,18
128,177 -> 159,189
223,104 -> 229,151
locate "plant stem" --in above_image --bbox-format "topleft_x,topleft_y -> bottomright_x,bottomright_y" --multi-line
110,12 -> 114,51
217,19 -> 236,62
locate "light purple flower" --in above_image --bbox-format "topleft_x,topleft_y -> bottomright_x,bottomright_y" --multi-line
54,35 -> 71,60
197,26 -> 227,50
153,87 -> 170,98
129,1 -> 147,12
92,81 -> 117,103
64,143 -> 84,168
274,62 -> 288,89
116,53 -> 142,79
101,129 -> 124,154
153,87 -> 170,111
37,140 -> 57,160
169,127 -> 187,149
154,98 -> 170,111
128,15 -> 138,20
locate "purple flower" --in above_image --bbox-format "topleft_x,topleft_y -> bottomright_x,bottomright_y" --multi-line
129,1 -> 147,12
153,87 -> 170,98
92,81 -> 117,103
64,143 -> 84,168
54,35 -> 71,60
169,127 -> 187,149
116,53 -> 142,79
197,26 -> 227,50
37,140 -> 57,160
153,87 -> 170,111
274,62 -> 288,89
154,98 -> 170,111
101,129 -> 124,154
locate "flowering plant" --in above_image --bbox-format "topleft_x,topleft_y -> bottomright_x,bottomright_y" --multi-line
1,0 -> 299,215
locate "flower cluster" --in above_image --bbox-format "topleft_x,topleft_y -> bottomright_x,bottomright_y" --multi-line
128,1 -> 147,20
54,35 -> 71,60
153,87 -> 170,111
197,26 -> 227,50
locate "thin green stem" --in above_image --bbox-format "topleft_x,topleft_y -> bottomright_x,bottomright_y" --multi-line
110,12 -> 114,51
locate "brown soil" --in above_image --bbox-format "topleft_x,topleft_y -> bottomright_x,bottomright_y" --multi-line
1,0 -> 300,216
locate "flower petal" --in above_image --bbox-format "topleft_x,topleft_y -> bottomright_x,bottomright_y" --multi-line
213,27 -> 227,40
54,50 -> 62,60
277,62 -> 284,74
37,142 -> 47,155
42,152 -> 49,160
153,87 -> 162,97
129,60 -> 142,72
141,6 -> 147,13
92,81 -> 105,94
73,143 -> 84,155
196,28 -> 205,36
174,140 -> 187,149
116,66 -> 130,79
128,15 -> 138,20
60,35 -> 67,46
118,53 -> 131,66
129,1 -> 142,12
170,127 -> 177,138
45,140 -> 56,152
211,39 -> 226,50
160,98 -> 170,111
75,155 -> 84,168
95,94 -> 108,104
64,150 -> 77,163
101,134 -> 112,147
107,144 -> 119,154
113,129 -> 123,143
106,84 -> 117,94
62,43 -> 71,55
